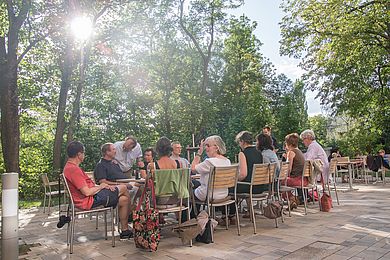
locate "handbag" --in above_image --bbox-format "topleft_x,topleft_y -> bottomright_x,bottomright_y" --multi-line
195,218 -> 213,244
263,164 -> 282,219
320,173 -> 332,212
263,201 -> 283,219
133,178 -> 160,251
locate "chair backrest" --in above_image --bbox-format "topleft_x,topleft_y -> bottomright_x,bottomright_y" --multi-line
329,158 -> 338,175
302,160 -> 312,177
41,173 -> 50,187
279,162 -> 289,180
60,174 -> 75,209
336,157 -> 350,163
209,164 -> 239,190
251,163 -> 271,185
153,168 -> 190,198
269,163 -> 277,182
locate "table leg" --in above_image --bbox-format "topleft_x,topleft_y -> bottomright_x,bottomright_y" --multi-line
348,164 -> 353,190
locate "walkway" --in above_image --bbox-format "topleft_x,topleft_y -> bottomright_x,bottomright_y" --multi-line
14,184 -> 390,259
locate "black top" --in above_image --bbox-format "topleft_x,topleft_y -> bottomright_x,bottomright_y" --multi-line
94,158 -> 127,183
242,146 -> 263,183
155,160 -> 181,169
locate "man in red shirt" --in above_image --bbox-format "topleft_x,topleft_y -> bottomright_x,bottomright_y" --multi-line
64,141 -> 133,239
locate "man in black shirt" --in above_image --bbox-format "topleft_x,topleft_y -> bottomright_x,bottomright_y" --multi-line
94,143 -> 133,190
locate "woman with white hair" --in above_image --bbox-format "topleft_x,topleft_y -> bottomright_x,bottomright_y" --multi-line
191,135 -> 231,202
300,129 -> 330,182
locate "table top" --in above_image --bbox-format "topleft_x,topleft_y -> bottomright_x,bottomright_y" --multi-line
116,178 -> 145,183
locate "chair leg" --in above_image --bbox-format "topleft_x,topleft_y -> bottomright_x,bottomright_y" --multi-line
235,202 -> 241,236
225,205 -> 229,230
70,217 -> 75,254
47,194 -> 52,214
43,194 -> 47,213
104,211 -> 108,240
96,212 -> 99,230
66,219 -> 71,245
111,209 -> 115,247
303,189 -> 307,215
286,193 -> 291,217
250,197 -> 256,234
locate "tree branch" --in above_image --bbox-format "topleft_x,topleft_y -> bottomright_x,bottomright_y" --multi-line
17,31 -> 51,64
179,0 -> 206,62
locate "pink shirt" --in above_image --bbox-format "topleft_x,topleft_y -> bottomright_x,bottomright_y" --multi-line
304,141 -> 329,181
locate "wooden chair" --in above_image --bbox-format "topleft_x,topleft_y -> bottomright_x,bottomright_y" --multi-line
335,157 -> 350,183
61,174 -> 115,254
236,163 -> 277,233
41,173 -> 65,214
153,168 -> 192,245
291,160 -> 321,215
328,159 -> 340,205
276,162 -> 296,217
196,164 -> 240,239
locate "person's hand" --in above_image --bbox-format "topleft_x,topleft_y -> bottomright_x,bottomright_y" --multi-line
198,139 -> 205,155
282,153 -> 287,159
138,161 -> 145,168
126,183 -> 133,190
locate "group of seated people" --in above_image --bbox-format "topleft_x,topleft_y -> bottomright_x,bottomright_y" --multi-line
63,128 -> 331,240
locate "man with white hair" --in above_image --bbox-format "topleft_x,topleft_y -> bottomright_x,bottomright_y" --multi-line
300,129 -> 330,182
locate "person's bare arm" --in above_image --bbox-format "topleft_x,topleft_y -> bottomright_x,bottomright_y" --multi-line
238,152 -> 248,181
286,151 -> 296,175
80,182 -> 116,196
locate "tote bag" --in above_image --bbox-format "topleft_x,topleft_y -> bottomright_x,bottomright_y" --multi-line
133,179 -> 160,251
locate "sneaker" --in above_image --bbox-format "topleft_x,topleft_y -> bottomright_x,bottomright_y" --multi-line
120,229 -> 133,240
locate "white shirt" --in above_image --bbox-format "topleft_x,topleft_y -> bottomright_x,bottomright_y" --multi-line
194,157 -> 231,201
170,155 -> 190,168
304,141 -> 329,181
113,141 -> 142,172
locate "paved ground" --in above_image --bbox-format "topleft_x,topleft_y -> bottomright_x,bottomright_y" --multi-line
10,183 -> 390,259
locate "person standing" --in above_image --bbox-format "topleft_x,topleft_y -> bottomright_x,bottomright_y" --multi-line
114,135 -> 143,178
263,125 -> 278,151
300,129 -> 329,182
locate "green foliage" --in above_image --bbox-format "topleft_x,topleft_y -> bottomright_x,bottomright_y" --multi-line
280,0 -> 390,150
1,1 -> 313,201
308,114 -> 328,145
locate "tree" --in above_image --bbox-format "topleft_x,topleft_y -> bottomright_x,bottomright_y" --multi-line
308,114 -> 328,145
0,1 -> 52,172
280,0 -> 390,145
216,15 -> 271,158
275,79 -> 308,139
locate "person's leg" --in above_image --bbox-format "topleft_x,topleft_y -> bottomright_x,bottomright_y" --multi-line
117,186 -> 130,231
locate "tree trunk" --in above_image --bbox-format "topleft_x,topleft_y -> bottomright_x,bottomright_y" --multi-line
0,39 -> 20,173
66,40 -> 92,144
0,1 -> 31,173
52,36 -> 74,172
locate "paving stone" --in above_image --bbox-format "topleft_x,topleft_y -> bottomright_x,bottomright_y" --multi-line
13,184 -> 390,259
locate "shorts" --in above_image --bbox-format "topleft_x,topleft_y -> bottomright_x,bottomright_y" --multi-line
92,187 -> 119,208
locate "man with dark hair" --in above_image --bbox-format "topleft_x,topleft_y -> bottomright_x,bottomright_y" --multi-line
263,125 -> 278,151
140,147 -> 155,178
64,141 -> 133,239
114,135 -> 143,177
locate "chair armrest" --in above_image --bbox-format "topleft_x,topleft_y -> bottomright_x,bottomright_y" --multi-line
237,182 -> 250,185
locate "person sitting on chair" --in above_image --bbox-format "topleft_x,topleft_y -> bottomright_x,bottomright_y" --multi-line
64,141 -> 133,239
283,133 -> 306,208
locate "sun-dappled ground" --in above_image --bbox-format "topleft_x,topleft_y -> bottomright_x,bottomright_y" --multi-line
4,183 -> 390,259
